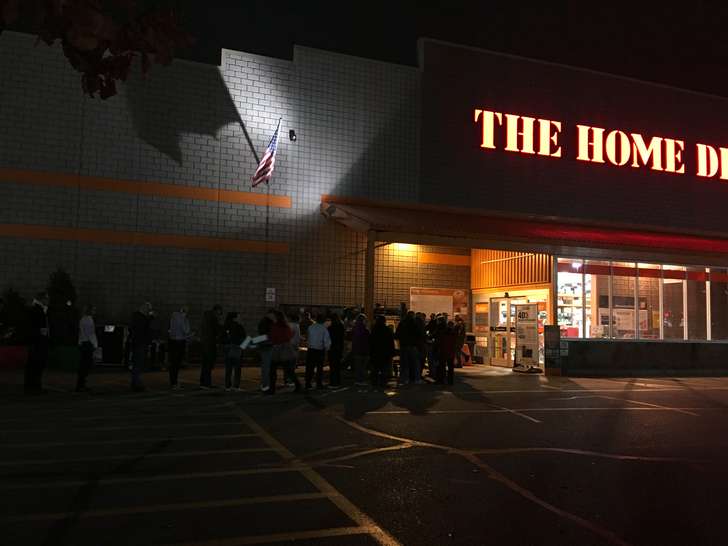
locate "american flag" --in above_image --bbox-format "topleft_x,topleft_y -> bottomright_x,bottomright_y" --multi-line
251,118 -> 281,187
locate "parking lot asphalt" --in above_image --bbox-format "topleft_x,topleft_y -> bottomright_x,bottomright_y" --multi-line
2,365 -> 728,546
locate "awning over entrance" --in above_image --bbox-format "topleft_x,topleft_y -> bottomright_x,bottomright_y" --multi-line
320,195 -> 728,265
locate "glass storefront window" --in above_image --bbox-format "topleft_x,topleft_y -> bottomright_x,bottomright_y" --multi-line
687,267 -> 707,340
662,266 -> 685,340
557,258 -> 584,338
638,264 -> 661,339
584,260 -> 611,339
710,268 -> 728,340
556,258 -> 726,343
611,262 -> 636,339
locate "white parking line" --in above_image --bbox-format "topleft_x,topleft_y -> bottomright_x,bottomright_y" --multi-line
366,407 -> 710,415
234,408 -> 401,546
0,447 -> 277,467
597,395 -> 700,417
2,433 -> 258,449
487,403 -> 542,423
2,492 -> 335,522
0,467 -> 304,490
0,421 -> 241,433
160,526 -> 377,546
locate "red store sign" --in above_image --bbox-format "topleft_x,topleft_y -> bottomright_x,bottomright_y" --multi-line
474,108 -> 728,180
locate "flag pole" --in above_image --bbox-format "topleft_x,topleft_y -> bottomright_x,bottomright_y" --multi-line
239,120 -> 260,165
263,117 -> 282,305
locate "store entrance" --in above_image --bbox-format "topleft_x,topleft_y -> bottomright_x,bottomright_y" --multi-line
489,296 -> 528,367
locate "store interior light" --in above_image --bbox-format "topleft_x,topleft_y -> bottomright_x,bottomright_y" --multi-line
393,243 -> 415,252
571,262 -> 582,270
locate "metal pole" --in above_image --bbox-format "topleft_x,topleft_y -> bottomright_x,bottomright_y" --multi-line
364,230 -> 376,320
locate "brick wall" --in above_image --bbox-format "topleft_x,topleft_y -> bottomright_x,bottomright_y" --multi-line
0,31 -> 442,334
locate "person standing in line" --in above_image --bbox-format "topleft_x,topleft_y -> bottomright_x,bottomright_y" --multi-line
200,304 -> 223,389
223,312 -> 246,392
286,314 -> 303,391
306,314 -> 331,390
415,312 -> 427,382
454,315 -> 467,368
395,311 -> 419,385
351,313 -> 370,386
25,292 -> 50,395
168,306 -> 191,390
369,315 -> 395,388
299,311 -> 313,339
327,313 -> 345,388
257,309 -> 276,393
269,310 -> 295,395
430,315 -> 446,381
436,321 -> 457,385
130,301 -> 153,392
76,304 -> 98,393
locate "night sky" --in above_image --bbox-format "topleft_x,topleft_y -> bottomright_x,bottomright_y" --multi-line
175,1 -> 728,97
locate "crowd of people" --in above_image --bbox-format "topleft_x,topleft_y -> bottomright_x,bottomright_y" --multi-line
18,294 -> 469,395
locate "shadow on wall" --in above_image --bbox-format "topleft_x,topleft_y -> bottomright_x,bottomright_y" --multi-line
326,83 -> 419,200
275,82 -> 419,307
125,62 -> 244,165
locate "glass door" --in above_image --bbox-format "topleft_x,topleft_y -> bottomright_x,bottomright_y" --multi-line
489,297 -> 510,366
490,296 -> 529,366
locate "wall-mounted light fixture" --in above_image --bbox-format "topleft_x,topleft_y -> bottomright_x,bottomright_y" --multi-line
289,129 -> 297,142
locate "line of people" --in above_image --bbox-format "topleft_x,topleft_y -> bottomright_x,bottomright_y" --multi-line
20,296 -> 467,394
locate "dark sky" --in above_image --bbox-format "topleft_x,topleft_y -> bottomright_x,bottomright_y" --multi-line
176,1 -> 728,97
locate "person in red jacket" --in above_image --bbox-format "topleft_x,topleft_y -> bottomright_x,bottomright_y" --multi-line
268,311 -> 294,394
436,321 -> 457,385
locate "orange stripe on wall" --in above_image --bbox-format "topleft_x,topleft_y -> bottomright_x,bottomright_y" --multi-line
0,224 -> 288,254
418,252 -> 470,267
0,168 -> 292,209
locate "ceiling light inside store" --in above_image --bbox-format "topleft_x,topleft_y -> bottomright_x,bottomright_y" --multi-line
393,243 -> 416,252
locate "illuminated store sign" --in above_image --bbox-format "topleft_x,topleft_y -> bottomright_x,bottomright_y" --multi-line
474,108 -> 728,179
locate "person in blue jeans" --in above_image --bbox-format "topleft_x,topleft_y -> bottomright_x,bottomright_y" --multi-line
257,309 -> 276,392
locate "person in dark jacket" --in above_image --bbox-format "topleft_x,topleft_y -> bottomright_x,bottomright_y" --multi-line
327,313 -> 345,388
395,311 -> 420,385
200,304 -> 223,389
415,312 -> 427,380
436,321 -> 457,385
351,314 -> 370,386
223,312 -> 246,391
454,315 -> 467,368
369,315 -> 395,387
130,301 -> 152,392
25,292 -> 49,395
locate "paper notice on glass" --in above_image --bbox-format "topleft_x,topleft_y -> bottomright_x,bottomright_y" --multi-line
515,303 -> 539,366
